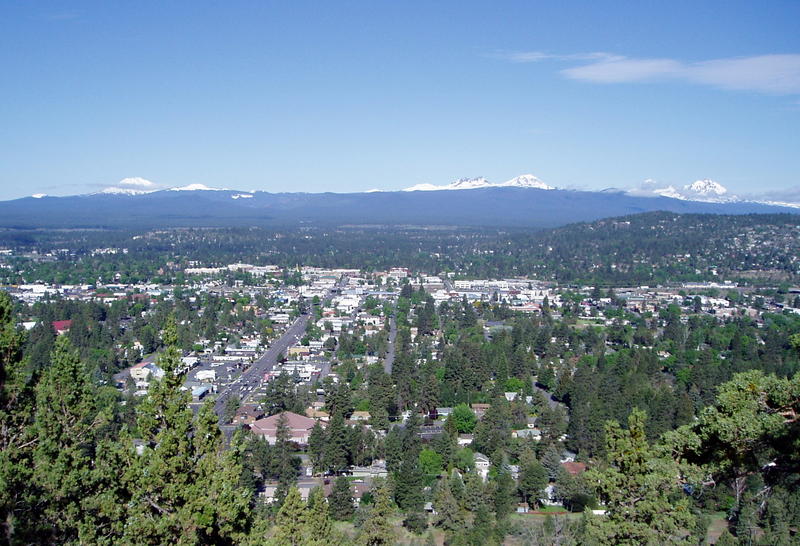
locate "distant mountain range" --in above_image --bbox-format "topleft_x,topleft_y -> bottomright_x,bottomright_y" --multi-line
402,174 -> 554,192
3,175 -> 798,229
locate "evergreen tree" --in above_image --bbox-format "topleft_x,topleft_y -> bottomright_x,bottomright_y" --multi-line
324,412 -> 350,474
358,483 -> 395,545
467,503 -> 496,546
449,470 -> 466,507
491,467 -> 517,520
330,476 -> 355,520
394,455 -> 425,512
464,472 -> 486,511
0,292 -> 37,542
273,412 -> 297,504
586,409 -> 694,545
433,476 -> 465,533
518,449 -> 548,507
304,487 -> 334,546
541,444 -> 563,481
31,336 -> 109,542
308,420 -> 326,474
121,318 -> 252,544
271,487 -> 307,546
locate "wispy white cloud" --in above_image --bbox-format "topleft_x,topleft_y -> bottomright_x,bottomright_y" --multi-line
503,51 -> 800,95
494,51 -> 618,63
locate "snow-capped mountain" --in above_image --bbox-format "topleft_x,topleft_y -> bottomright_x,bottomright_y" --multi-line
498,174 -> 553,190
627,179 -> 736,203
403,174 -> 554,192
170,183 -> 228,191
685,179 -> 728,197
98,186 -> 154,196
94,177 -> 160,196
5,176 -> 798,230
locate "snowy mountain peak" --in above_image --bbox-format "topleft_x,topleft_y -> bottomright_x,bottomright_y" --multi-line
685,179 -> 728,196
403,174 -> 553,192
627,178 -> 734,202
98,187 -> 153,196
170,183 -> 227,191
92,177 -> 159,196
450,177 -> 491,189
501,174 -> 553,190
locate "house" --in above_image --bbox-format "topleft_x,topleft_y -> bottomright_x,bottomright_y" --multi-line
457,434 -> 474,447
435,407 -> 454,418
129,361 -> 165,383
250,411 -> 323,445
322,480 -> 372,506
349,411 -> 371,422
351,460 -> 388,479
51,320 -> 73,335
470,403 -> 491,418
474,452 -> 491,481
560,461 -> 587,475
305,407 -> 331,422
191,385 -> 211,400
419,425 -> 443,441
261,483 -> 315,504
513,428 -> 541,441
234,405 -> 265,426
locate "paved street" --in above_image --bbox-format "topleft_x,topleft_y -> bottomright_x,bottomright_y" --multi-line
213,314 -> 309,418
213,277 -> 346,421
383,315 -> 397,374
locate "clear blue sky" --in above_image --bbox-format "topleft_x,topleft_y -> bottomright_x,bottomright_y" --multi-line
1,1 -> 798,199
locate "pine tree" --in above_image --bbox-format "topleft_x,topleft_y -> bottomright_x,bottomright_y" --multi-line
324,412 -> 350,474
541,444 -> 563,481
449,469 -> 466,507
330,476 -> 355,520
491,467 -> 517,520
271,487 -> 307,546
464,472 -> 486,511
31,336 -> 109,541
121,317 -> 252,544
433,476 -> 464,533
308,420 -> 326,474
0,292 -> 37,542
467,503 -> 496,545
518,449 -> 547,507
394,455 -> 425,512
358,483 -> 396,545
304,487 -> 334,546
273,412 -> 298,501
585,408 -> 694,545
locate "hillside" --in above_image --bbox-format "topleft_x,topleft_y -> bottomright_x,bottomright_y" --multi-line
2,212 -> 798,287
0,186 -> 796,229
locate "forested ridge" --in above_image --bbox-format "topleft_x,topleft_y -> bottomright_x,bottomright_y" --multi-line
1,212 -> 798,286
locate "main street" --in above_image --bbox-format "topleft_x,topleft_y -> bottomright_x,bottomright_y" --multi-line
383,315 -> 397,375
213,277 -> 347,421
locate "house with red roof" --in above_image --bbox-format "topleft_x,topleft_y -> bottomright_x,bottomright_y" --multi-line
51,320 -> 73,335
560,461 -> 587,475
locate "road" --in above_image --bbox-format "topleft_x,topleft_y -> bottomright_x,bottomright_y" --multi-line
214,276 -> 347,421
214,314 -> 310,418
383,315 -> 397,374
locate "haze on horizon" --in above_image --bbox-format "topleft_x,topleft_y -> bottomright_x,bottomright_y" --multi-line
1,1 -> 798,201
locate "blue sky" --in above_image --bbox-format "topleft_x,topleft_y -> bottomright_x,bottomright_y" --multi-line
1,1 -> 798,200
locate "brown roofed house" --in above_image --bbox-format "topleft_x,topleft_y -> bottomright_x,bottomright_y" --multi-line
560,461 -> 587,475
234,405 -> 264,426
250,411 -> 323,445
